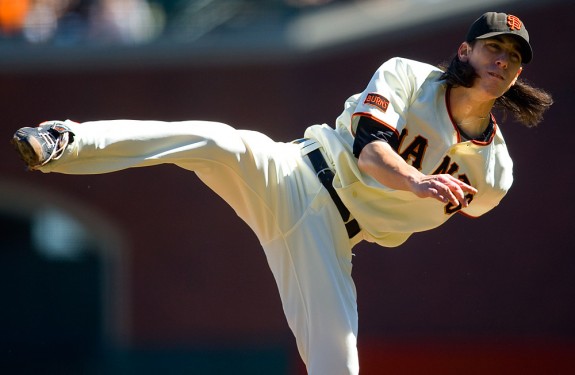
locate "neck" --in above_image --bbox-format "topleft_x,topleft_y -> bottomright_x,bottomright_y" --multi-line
449,86 -> 494,138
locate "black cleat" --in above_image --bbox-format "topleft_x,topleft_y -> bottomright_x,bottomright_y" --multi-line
11,121 -> 75,170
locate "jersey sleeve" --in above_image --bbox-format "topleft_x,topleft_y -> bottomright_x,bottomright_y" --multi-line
351,57 -> 429,137
352,116 -> 400,158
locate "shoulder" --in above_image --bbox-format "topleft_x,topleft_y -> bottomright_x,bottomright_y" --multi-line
379,57 -> 443,77
374,57 -> 445,94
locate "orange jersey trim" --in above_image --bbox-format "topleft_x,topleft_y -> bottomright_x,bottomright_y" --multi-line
445,87 -> 497,145
458,210 -> 479,218
471,114 -> 498,146
351,112 -> 400,138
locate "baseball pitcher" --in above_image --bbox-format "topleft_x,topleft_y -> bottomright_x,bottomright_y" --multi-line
11,12 -> 552,375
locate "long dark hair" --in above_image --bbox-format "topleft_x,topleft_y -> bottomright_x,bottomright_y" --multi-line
438,55 -> 553,127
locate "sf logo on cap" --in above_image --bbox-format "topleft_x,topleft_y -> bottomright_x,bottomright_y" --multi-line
507,15 -> 522,31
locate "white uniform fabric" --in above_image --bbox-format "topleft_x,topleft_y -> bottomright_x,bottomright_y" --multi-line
306,57 -> 514,247
40,120 -> 361,375
36,57 -> 514,375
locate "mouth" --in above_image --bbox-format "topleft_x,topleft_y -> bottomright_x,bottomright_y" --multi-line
487,72 -> 505,81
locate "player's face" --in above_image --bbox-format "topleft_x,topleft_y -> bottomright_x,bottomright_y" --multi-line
460,36 -> 523,100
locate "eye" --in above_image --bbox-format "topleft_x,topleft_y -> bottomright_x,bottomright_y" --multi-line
485,42 -> 501,52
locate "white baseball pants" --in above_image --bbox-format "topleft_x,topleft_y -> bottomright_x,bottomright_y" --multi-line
40,120 -> 361,375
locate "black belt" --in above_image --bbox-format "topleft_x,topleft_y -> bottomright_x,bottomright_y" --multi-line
294,139 -> 361,238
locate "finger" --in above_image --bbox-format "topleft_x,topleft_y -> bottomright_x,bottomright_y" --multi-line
432,177 -> 464,205
442,175 -> 477,194
452,185 -> 473,207
454,179 -> 478,194
446,182 -> 470,207
422,176 -> 475,207
432,184 -> 460,206
440,176 -> 477,204
443,187 -> 462,207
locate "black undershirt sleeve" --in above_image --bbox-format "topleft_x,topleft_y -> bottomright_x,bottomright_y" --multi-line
352,116 -> 400,158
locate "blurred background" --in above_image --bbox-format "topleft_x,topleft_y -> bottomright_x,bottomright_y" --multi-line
0,0 -> 573,374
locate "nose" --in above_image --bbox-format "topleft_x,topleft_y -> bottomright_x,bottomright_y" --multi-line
495,53 -> 509,69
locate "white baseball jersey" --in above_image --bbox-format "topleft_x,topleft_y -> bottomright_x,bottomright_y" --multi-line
305,57 -> 514,247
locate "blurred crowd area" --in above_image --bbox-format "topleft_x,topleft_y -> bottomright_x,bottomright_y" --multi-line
0,0 -> 352,46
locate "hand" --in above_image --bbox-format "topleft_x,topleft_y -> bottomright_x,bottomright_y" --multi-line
357,141 -> 478,208
410,174 -> 478,208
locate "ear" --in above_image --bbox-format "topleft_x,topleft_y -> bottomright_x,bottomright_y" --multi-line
458,42 -> 471,62
511,66 -> 523,86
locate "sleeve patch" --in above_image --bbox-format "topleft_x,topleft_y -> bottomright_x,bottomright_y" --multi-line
364,93 -> 390,113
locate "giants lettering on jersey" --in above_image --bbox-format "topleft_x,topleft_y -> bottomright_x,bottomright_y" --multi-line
398,128 -> 474,214
364,93 -> 390,113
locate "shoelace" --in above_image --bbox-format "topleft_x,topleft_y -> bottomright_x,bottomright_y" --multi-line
39,130 -> 71,166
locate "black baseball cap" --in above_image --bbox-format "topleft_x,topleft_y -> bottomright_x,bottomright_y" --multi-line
466,12 -> 532,63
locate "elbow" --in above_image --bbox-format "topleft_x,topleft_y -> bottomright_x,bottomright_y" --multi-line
357,148 -> 372,175
357,141 -> 387,175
